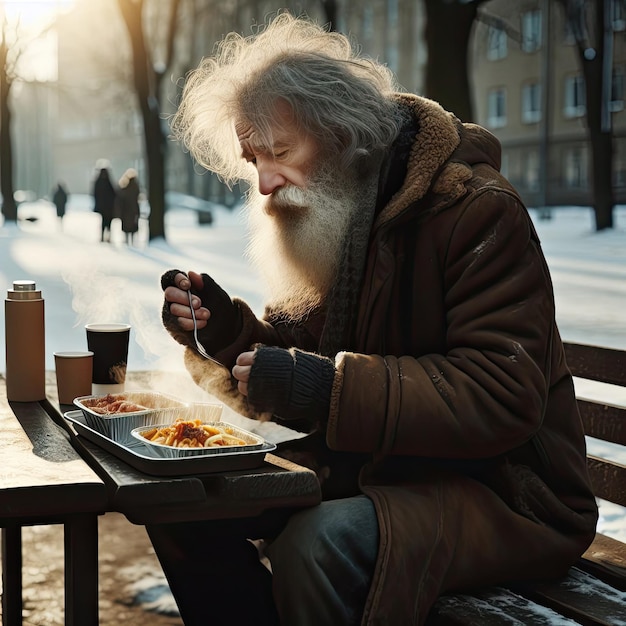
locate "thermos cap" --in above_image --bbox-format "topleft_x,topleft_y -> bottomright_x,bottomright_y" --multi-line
7,280 -> 41,300
13,280 -> 37,291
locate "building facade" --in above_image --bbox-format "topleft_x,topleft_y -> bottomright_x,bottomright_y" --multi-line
9,0 -> 623,209
471,0 -> 626,207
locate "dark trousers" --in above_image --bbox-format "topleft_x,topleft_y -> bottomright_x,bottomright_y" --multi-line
147,497 -> 379,626
146,511 -> 290,626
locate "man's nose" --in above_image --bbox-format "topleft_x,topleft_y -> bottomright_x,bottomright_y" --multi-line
257,164 -> 286,195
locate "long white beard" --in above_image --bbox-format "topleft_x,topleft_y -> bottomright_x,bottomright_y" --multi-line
244,165 -> 363,320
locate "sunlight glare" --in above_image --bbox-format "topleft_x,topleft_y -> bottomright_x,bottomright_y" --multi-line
3,0 -> 75,27
2,0 -> 76,82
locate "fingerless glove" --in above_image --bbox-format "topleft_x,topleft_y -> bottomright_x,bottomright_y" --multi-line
247,346 -> 335,423
161,269 -> 243,355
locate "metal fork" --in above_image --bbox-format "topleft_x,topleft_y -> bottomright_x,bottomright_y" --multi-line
187,289 -> 224,367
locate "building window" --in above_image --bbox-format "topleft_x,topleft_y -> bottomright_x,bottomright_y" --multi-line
522,82 -> 542,123
610,66 -> 625,112
487,88 -> 507,128
521,9 -> 542,53
564,74 -> 586,118
105,114 -> 125,136
523,151 -> 540,191
362,5 -> 374,40
60,120 -> 94,141
613,0 -> 625,31
131,112 -> 143,135
563,148 -> 587,188
563,18 -> 575,45
487,26 -> 507,60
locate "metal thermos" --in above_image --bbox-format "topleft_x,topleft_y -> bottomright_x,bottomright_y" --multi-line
5,280 -> 46,402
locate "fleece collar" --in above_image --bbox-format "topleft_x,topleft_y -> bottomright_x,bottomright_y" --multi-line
375,94 -> 464,227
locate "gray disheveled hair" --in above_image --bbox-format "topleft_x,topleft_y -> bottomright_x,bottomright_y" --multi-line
171,12 -> 404,185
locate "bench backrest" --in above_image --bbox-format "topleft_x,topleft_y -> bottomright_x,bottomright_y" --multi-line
563,342 -> 626,508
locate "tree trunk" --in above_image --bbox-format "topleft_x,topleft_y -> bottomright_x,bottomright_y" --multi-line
582,0 -> 614,230
423,0 -> 480,122
558,0 -> 614,230
319,0 -> 338,29
142,100 -> 167,240
589,131 -> 614,229
117,0 -> 167,241
0,33 -> 16,222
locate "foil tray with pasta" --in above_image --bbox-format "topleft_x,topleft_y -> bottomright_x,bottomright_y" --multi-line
131,420 -> 264,458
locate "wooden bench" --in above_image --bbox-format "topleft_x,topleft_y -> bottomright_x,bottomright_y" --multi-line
427,342 -> 626,625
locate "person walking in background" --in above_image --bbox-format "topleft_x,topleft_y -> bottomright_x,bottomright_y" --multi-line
52,182 -> 69,228
118,168 -> 141,246
153,13 -> 598,626
92,165 -> 117,242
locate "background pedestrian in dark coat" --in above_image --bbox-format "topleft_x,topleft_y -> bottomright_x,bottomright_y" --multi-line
92,166 -> 117,242
118,168 -> 141,245
52,182 -> 69,228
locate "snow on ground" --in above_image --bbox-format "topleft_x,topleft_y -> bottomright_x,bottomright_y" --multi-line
1,199 -> 625,539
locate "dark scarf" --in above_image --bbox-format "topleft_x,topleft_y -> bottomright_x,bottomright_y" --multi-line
318,108 -> 419,357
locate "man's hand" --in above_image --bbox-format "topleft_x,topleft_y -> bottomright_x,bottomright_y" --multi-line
238,346 -> 335,423
162,270 -> 209,331
161,269 -> 242,355
232,350 -> 255,396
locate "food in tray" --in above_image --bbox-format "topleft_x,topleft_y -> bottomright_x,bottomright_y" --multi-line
74,391 -> 192,447
81,393 -> 148,414
139,418 -> 248,449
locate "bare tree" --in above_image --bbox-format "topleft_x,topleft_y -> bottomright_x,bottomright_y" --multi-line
0,8 -> 17,222
117,0 -> 182,241
556,0 -> 615,230
319,0 -> 338,29
423,0 -> 489,122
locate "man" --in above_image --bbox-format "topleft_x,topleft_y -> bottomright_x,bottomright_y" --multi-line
154,13 -> 598,626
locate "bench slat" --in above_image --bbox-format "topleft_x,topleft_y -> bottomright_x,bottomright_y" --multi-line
428,587 -> 582,625
564,343 -> 626,387
580,533 -> 626,592
587,455 -> 626,508
579,399 -> 626,446
429,566 -> 626,626
512,567 -> 626,626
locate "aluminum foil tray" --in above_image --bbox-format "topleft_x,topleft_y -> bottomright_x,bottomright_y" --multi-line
63,411 -> 276,476
73,391 -> 190,446
131,421 -> 265,459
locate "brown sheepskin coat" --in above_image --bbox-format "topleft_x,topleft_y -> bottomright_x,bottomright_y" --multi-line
182,94 -> 598,625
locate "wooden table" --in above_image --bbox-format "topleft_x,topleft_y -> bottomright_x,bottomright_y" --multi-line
1,372 -> 322,625
0,379 -> 107,626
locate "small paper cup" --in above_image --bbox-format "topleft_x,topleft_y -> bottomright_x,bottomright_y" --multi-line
54,351 -> 94,405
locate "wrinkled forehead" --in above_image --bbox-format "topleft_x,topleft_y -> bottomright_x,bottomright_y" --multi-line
235,120 -> 261,150
235,98 -> 296,152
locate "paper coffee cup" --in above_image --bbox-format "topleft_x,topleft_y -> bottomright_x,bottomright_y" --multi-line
85,323 -> 131,394
54,351 -> 94,405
